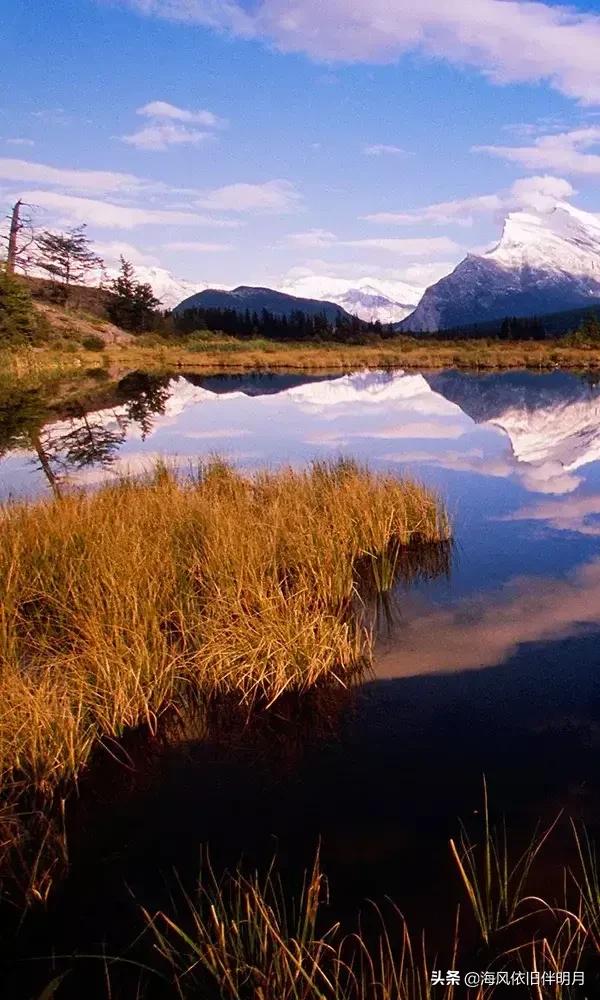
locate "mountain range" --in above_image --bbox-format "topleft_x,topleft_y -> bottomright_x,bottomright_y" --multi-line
400,202 -> 600,332
143,201 -> 600,333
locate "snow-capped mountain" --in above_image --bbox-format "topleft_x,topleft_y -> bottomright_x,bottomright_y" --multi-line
280,275 -> 421,323
106,266 -> 208,311
400,202 -> 600,332
328,286 -> 414,324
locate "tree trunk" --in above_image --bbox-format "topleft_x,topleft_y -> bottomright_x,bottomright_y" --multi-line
6,200 -> 22,275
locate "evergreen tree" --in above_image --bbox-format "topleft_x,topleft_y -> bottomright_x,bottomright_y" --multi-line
107,257 -> 161,332
0,267 -> 40,345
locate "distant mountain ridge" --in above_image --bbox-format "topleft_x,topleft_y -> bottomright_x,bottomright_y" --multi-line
400,203 -> 600,332
173,285 -> 353,322
279,275 -> 421,323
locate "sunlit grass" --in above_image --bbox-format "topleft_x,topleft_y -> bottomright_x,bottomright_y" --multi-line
0,459 -> 449,795
5,335 -> 600,378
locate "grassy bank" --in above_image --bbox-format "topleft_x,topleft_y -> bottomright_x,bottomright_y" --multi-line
4,333 -> 600,380
0,460 -> 448,794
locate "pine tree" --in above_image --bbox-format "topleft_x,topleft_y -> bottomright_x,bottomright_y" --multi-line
0,267 -> 40,345
107,257 -> 161,332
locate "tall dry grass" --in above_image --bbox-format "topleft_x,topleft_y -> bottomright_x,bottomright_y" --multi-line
144,804 -> 598,1000
0,459 -> 449,794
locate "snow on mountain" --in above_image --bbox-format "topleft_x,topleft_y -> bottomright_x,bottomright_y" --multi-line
490,203 -> 600,275
428,369 -> 600,494
279,275 -> 422,323
105,266 -> 209,310
330,286 -> 414,324
286,370 -> 455,410
400,202 -> 600,332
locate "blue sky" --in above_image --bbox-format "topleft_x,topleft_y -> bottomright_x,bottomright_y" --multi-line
3,0 -> 600,297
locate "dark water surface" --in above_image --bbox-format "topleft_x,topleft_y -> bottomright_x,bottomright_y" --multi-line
2,368 -> 600,995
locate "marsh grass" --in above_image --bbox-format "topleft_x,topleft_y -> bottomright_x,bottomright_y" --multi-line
0,459 -> 448,798
450,781 -> 562,945
6,335 -> 600,382
143,812 -> 600,1000
146,855 -> 465,1000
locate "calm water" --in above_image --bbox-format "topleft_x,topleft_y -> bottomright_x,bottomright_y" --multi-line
2,368 -> 600,995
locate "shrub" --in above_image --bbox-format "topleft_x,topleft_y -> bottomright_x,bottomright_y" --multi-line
81,334 -> 105,351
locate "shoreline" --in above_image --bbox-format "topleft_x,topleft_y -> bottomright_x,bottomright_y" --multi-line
4,337 -> 600,381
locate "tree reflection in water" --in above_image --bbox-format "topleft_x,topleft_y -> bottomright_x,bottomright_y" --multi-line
0,372 -> 172,495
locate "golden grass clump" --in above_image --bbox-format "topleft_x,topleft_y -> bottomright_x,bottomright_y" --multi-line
0,459 -> 449,793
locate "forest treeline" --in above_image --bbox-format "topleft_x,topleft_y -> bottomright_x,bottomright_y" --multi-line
174,305 -> 393,343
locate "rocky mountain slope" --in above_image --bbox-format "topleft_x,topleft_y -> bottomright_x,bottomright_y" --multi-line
400,203 -> 600,332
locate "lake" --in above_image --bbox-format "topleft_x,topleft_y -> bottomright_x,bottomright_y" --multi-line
2,367 -> 600,995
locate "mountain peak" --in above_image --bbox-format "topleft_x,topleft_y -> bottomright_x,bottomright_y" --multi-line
400,201 -> 600,333
488,203 -> 600,276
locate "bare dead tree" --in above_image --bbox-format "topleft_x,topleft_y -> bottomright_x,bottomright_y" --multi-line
1,200 -> 37,274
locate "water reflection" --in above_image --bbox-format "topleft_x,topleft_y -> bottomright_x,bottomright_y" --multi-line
2,367 -> 600,673
5,368 -> 600,500
378,556 -> 600,677
0,372 -> 171,496
3,369 -> 600,999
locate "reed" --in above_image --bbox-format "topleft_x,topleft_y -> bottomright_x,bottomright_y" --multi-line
449,780 -> 562,945
143,814 -> 600,1000
0,460 -> 449,795
146,855 -> 465,1000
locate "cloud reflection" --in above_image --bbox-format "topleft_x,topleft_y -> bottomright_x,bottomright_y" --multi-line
376,558 -> 600,678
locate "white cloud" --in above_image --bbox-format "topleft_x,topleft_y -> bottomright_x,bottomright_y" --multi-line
137,100 -> 223,127
165,240 -> 234,251
122,99 -> 224,151
93,240 -> 160,266
18,189 -> 237,229
284,229 -> 458,256
120,0 -> 256,36
119,0 -> 600,105
502,493 -> 600,536
363,176 -> 576,227
363,144 -> 410,157
0,157 -> 150,194
364,194 -> 503,228
399,260 -> 457,286
475,127 -> 600,175
340,236 -> 460,256
196,179 -> 302,213
279,259 -> 453,297
509,174 -> 575,210
5,138 -> 35,147
122,122 -> 213,151
377,558 -> 600,678
285,229 -> 337,247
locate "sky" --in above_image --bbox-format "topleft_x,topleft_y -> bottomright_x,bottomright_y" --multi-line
3,0 -> 600,299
